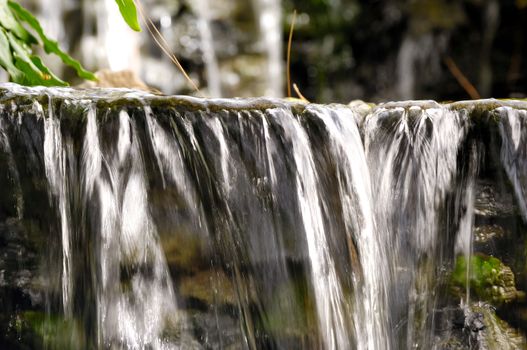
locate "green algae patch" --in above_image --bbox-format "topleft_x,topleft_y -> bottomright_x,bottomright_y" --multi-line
21,311 -> 85,349
261,277 -> 318,339
451,254 -> 525,304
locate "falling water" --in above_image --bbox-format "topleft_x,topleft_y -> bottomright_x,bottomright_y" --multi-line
251,0 -> 283,97
193,0 -> 222,97
43,102 -> 72,316
499,107 -> 527,220
0,86 -> 526,349
43,101 -> 193,348
271,106 -> 352,349
304,105 -> 382,350
364,103 -> 471,348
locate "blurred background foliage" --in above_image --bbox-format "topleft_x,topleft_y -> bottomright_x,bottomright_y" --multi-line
284,0 -> 527,102
11,0 -> 527,102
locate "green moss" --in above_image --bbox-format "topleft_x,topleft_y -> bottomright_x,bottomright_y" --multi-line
451,254 -> 524,304
260,277 -> 318,339
21,311 -> 85,349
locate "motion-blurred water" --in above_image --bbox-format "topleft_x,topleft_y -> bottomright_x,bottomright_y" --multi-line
0,85 -> 526,348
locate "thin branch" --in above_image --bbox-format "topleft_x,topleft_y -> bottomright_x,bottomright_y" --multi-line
293,83 -> 309,102
287,10 -> 297,98
444,56 -> 481,100
134,0 -> 202,96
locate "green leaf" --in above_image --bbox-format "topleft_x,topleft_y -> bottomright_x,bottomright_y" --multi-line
115,0 -> 141,32
14,56 -> 51,86
6,30 -> 38,70
30,55 -> 68,86
7,31 -> 66,86
13,56 -> 66,86
7,0 -> 96,81
0,28 -> 22,81
0,0 -> 34,43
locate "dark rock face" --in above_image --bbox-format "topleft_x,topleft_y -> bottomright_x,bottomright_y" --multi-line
475,180 -> 516,218
0,85 -> 527,349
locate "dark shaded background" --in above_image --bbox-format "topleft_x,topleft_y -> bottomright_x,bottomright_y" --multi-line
284,0 -> 527,103
15,0 -> 527,103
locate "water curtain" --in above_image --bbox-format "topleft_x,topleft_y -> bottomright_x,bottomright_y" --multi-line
0,85 -> 526,349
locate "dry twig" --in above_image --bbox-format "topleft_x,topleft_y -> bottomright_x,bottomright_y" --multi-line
134,0 -> 202,96
444,56 -> 481,100
293,83 -> 309,102
287,10 -> 297,98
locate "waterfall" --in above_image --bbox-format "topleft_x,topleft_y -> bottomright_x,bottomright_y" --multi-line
194,0 -> 222,97
271,106 -> 353,349
251,0 -> 284,97
43,102 -> 73,316
499,107 -> 527,220
303,105 -> 381,350
364,103 -> 471,348
0,85 -> 526,349
41,100 -> 193,348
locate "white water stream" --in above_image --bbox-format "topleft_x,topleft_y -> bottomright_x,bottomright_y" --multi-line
2,85 -> 527,348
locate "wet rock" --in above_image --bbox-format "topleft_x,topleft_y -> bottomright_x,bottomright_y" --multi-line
161,232 -> 206,274
77,69 -> 161,93
469,302 -> 526,350
160,311 -> 203,349
260,278 -> 317,339
20,311 -> 85,349
474,224 -> 506,244
465,309 -> 487,336
179,269 -> 256,306
189,310 -> 245,348
434,338 -> 466,350
348,100 -> 374,123
475,180 -> 516,217
432,305 -> 469,349
0,218 -> 43,309
435,303 -> 526,349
